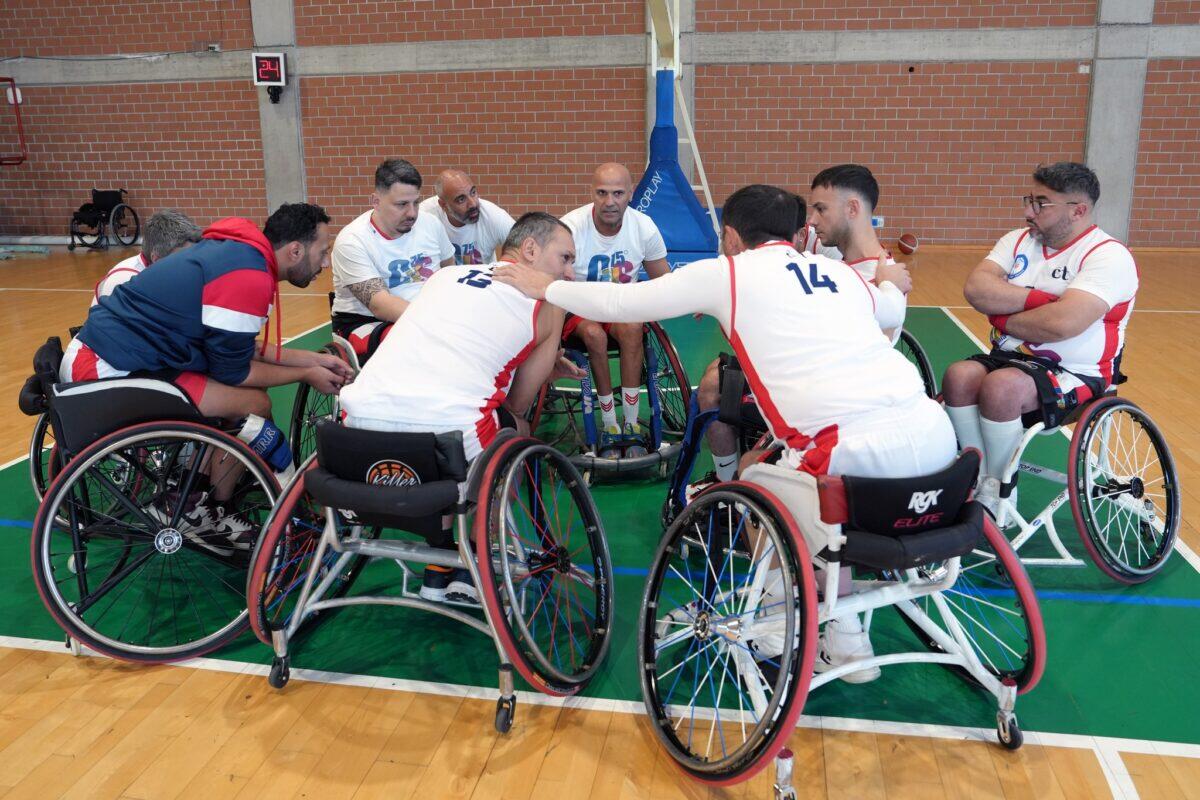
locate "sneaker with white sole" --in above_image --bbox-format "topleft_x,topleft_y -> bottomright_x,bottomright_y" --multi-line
623,421 -> 648,458
813,620 -> 881,684
420,566 -> 479,605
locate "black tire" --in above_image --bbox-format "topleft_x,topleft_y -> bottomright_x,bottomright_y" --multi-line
645,322 -> 692,436
29,412 -> 59,501
897,329 -> 937,398
269,656 -> 290,689
1068,396 -> 1181,583
998,716 -> 1023,750
288,343 -> 353,468
640,482 -> 817,785
109,204 -> 140,247
69,216 -> 103,250
31,422 -> 279,663
494,696 -> 515,733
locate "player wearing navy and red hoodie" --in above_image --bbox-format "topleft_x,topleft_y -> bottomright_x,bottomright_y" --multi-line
61,203 -> 353,551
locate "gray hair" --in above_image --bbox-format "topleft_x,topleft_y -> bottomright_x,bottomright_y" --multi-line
501,212 -> 571,253
142,209 -> 202,262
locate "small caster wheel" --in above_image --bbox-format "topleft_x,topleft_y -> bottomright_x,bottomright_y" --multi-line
67,244 -> 76,251
495,696 -> 515,734
997,713 -> 1023,750
268,656 -> 290,689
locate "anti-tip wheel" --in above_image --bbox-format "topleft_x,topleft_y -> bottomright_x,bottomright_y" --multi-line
495,697 -> 516,734
997,713 -> 1023,750
268,656 -> 290,689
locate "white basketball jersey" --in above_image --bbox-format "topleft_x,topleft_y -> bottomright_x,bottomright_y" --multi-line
986,226 -> 1138,383
338,262 -> 542,454
92,253 -> 148,306
795,224 -> 843,261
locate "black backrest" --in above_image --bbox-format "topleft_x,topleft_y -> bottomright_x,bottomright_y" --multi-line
18,336 -> 64,416
50,378 -> 202,456
90,189 -> 125,214
842,449 -> 980,537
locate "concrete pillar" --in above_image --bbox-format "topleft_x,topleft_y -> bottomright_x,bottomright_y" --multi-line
251,0 -> 306,213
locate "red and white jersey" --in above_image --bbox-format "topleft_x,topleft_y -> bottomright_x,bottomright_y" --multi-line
561,204 -> 667,284
986,226 -> 1138,383
331,210 -> 454,317
339,262 -> 542,459
91,253 -> 149,306
794,225 -> 843,261
544,241 -> 925,472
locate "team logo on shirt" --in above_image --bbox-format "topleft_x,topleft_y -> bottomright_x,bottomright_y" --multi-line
387,254 -> 436,287
454,243 -> 483,266
1007,254 -> 1029,279
586,251 -> 637,283
366,459 -> 421,487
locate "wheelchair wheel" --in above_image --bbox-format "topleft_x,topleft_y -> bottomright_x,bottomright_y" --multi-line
109,204 -> 140,247
69,216 -> 102,250
474,438 -> 613,695
31,421 -> 279,662
640,482 -> 818,785
29,412 -> 61,501
247,454 -> 378,645
897,329 -> 937,399
288,343 -> 354,468
645,322 -> 692,435
1068,396 -> 1180,583
895,515 -> 1046,694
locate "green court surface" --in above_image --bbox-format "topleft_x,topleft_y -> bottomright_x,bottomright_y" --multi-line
3,307 -> 1198,747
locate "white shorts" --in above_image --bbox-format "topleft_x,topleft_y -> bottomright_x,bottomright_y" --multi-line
780,396 -> 957,479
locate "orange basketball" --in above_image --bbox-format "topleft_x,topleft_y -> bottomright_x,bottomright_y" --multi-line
897,233 -> 919,255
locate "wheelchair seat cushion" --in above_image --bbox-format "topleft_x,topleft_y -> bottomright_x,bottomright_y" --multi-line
841,501 -> 986,571
820,448 -> 980,537
50,377 -> 202,456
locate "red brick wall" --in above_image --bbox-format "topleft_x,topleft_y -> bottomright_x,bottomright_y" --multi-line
696,0 -> 1096,32
301,68 -> 645,230
294,1 -> 643,47
1154,1 -> 1200,25
1129,60 -> 1200,248
694,62 -> 1090,244
0,81 -> 267,237
0,0 -> 253,59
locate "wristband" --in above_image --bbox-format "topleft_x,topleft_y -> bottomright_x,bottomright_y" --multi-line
1024,289 -> 1059,310
988,314 -> 1009,334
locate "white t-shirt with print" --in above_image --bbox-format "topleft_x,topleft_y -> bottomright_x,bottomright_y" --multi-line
418,196 -> 515,266
331,209 -> 454,317
560,203 -> 668,284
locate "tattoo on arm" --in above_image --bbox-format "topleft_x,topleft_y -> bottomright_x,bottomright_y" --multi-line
348,278 -> 387,308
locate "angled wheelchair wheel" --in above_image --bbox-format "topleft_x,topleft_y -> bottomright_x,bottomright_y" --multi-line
29,412 -> 61,501
31,421 -> 279,662
645,322 -> 692,436
897,329 -> 937,399
69,215 -> 103,250
640,482 -> 818,785
895,515 -> 1046,694
247,454 -> 378,645
288,343 -> 355,468
475,438 -> 613,695
1068,396 -> 1180,583
109,204 -> 140,247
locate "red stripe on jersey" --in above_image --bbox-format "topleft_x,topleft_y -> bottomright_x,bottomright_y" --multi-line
724,255 -> 806,449
1098,298 -> 1132,386
201,269 -> 275,316
369,215 -> 397,241
796,425 -> 839,477
1013,228 -> 1032,258
139,253 -> 150,267
1043,224 -> 1097,260
93,267 -> 141,300
71,344 -> 100,381
475,300 -> 544,448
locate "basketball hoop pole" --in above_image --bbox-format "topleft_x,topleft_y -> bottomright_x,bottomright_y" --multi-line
0,77 -> 28,167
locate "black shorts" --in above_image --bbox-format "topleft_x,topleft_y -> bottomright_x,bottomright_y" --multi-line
968,350 -> 1107,429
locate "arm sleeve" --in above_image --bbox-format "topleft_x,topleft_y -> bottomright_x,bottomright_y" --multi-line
871,280 -> 907,330
331,237 -> 379,286
545,257 -> 730,326
1066,242 -> 1139,310
200,268 -> 273,385
984,229 -> 1025,272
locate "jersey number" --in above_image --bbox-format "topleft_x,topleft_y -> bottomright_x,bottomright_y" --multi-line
457,269 -> 492,289
786,262 -> 838,295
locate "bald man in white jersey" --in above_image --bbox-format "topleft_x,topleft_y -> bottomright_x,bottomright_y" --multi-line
419,169 -> 515,266
497,184 -> 956,681
339,212 -> 580,604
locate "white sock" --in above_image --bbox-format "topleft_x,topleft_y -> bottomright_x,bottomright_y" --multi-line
621,386 -> 641,428
597,393 -> 617,429
980,416 -> 1024,481
713,452 -> 738,482
945,404 -> 984,454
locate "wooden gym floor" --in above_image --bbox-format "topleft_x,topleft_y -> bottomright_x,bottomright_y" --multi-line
0,244 -> 1196,799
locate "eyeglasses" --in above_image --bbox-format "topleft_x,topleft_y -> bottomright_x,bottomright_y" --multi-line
1022,195 -> 1082,214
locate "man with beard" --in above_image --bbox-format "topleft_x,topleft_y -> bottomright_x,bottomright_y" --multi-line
419,169 -> 515,266
331,158 -> 455,357
941,162 -> 1138,519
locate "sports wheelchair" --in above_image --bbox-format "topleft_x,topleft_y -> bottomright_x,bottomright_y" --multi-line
246,420 -> 613,731
19,337 -> 280,662
68,189 -> 140,251
639,447 -> 1045,791
663,329 -> 939,530
528,321 -> 691,483
981,358 -> 1179,583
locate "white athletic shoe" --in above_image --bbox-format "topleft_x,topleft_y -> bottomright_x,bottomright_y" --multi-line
813,618 -> 881,684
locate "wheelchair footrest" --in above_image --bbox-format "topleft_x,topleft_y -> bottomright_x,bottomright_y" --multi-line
841,502 -> 985,571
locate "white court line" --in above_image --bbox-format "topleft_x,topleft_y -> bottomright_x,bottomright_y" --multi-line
939,306 -> 1200,577
1,632 -> 1193,799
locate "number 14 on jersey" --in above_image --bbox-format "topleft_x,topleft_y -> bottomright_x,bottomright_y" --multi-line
786,262 -> 838,295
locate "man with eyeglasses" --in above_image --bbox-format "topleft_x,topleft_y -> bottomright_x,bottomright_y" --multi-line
941,162 -> 1138,522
